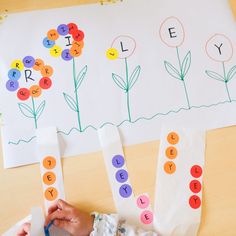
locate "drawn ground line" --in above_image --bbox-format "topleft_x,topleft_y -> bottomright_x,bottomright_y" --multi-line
8,99 -> 236,145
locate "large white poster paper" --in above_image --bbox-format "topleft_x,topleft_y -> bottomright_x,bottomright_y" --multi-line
1,0 -> 236,167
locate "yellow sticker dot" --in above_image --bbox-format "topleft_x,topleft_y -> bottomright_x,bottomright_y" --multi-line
11,60 -> 24,71
106,48 -> 119,60
50,45 -> 62,57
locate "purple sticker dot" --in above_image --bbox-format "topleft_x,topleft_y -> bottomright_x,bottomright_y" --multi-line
61,49 -> 73,61
57,24 -> 69,36
8,69 -> 21,80
43,37 -> 55,48
119,184 -> 132,198
23,56 -> 35,68
6,80 -> 19,91
112,155 -> 125,168
116,169 -> 128,183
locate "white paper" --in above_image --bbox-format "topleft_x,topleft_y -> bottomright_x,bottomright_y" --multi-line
154,127 -> 205,236
98,126 -> 154,229
30,207 -> 45,236
1,0 -> 236,168
36,127 -> 65,212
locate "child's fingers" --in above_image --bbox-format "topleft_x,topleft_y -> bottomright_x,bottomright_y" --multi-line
17,222 -> 30,235
53,219 -> 73,234
45,209 -> 70,226
48,199 -> 73,215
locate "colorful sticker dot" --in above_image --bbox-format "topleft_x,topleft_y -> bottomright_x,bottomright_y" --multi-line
167,132 -> 179,145
43,37 -> 55,49
189,195 -> 201,209
43,172 -> 56,185
50,45 -> 62,57
33,59 -> 45,71
47,29 -> 59,41
165,146 -> 178,159
17,88 -> 30,101
23,56 -> 35,68
119,184 -> 132,198
68,23 -> 78,34
44,187 -> 58,201
43,156 -> 56,169
190,165 -> 203,178
140,210 -> 153,225
72,40 -> 84,50
29,85 -> 42,98
41,65 -> 54,77
106,48 -> 119,60
112,155 -> 125,168
72,30 -> 84,41
69,46 -> 82,57
39,77 -> 52,90
164,161 -> 176,174
8,69 -> 21,80
137,195 -> 150,209
115,169 -> 128,183
62,49 -> 73,61
11,60 -> 24,71
6,80 -> 19,92
189,180 -> 202,193
57,24 -> 69,36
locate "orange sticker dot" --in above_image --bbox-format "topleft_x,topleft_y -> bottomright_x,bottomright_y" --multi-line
29,85 -> 42,98
167,132 -> 179,145
189,195 -> 201,209
41,65 -> 53,77
33,59 -> 44,71
164,161 -> 176,174
47,29 -> 59,41
165,146 -> 178,159
72,40 -> 84,49
43,171 -> 56,185
44,187 -> 58,201
43,156 -> 56,169
69,46 -> 82,57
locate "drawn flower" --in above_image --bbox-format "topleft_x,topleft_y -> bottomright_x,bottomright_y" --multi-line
106,35 -> 141,122
160,17 -> 191,109
43,23 -> 87,132
6,56 -> 53,128
205,34 -> 235,102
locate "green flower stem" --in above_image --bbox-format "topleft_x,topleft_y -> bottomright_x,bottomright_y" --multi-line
72,57 -> 82,132
222,62 -> 232,102
176,47 -> 191,109
125,57 -> 132,122
31,96 -> 38,129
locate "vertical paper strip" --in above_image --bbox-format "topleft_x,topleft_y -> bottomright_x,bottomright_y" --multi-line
30,207 -> 45,236
154,127 -> 205,236
36,127 -> 65,212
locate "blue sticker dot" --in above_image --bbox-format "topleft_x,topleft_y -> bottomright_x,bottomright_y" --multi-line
119,184 -> 132,198
43,37 -> 55,48
112,155 -> 125,168
23,56 -> 35,68
8,69 -> 21,80
116,169 -> 128,183
57,24 -> 69,36
6,80 -> 19,92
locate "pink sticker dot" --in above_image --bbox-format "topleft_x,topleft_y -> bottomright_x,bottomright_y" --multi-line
137,195 -> 150,209
140,210 -> 153,225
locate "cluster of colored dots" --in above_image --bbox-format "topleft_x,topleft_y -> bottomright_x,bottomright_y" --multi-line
189,165 -> 202,209
43,23 -> 84,61
136,195 -> 153,225
163,132 -> 179,174
43,156 -> 58,201
112,154 -> 132,198
6,57 -> 53,101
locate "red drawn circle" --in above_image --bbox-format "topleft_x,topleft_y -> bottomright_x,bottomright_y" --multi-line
190,165 -> 202,178
17,88 -> 30,101
189,180 -> 202,193
189,195 -> 201,209
39,77 -> 52,90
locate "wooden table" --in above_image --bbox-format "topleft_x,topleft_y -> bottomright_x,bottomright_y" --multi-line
1,1 -> 236,235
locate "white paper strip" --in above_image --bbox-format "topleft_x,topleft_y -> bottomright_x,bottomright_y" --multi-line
154,127 -> 205,236
36,126 -> 65,212
30,207 -> 45,236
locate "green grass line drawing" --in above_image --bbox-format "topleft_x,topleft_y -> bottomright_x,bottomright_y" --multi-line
112,58 -> 141,122
9,99 -> 236,145
63,58 -> 88,132
18,97 -> 46,129
164,47 -> 191,109
205,62 -> 236,102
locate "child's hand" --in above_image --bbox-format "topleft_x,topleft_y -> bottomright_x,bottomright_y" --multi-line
16,222 -> 30,236
45,199 -> 94,236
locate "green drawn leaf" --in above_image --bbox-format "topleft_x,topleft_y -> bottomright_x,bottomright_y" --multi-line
227,65 -> 236,82
75,65 -> 88,91
112,73 -> 127,90
181,51 -> 191,77
36,100 -> 46,121
205,70 -> 225,82
63,93 -> 77,112
129,65 -> 141,90
18,103 -> 34,118
164,61 -> 181,80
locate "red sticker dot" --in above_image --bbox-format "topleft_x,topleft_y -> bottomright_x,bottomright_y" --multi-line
189,195 -> 201,209
68,23 -> 78,34
17,88 -> 30,101
39,77 -> 52,89
189,180 -> 202,193
190,165 -> 202,178
72,30 -> 84,41
140,210 -> 153,225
